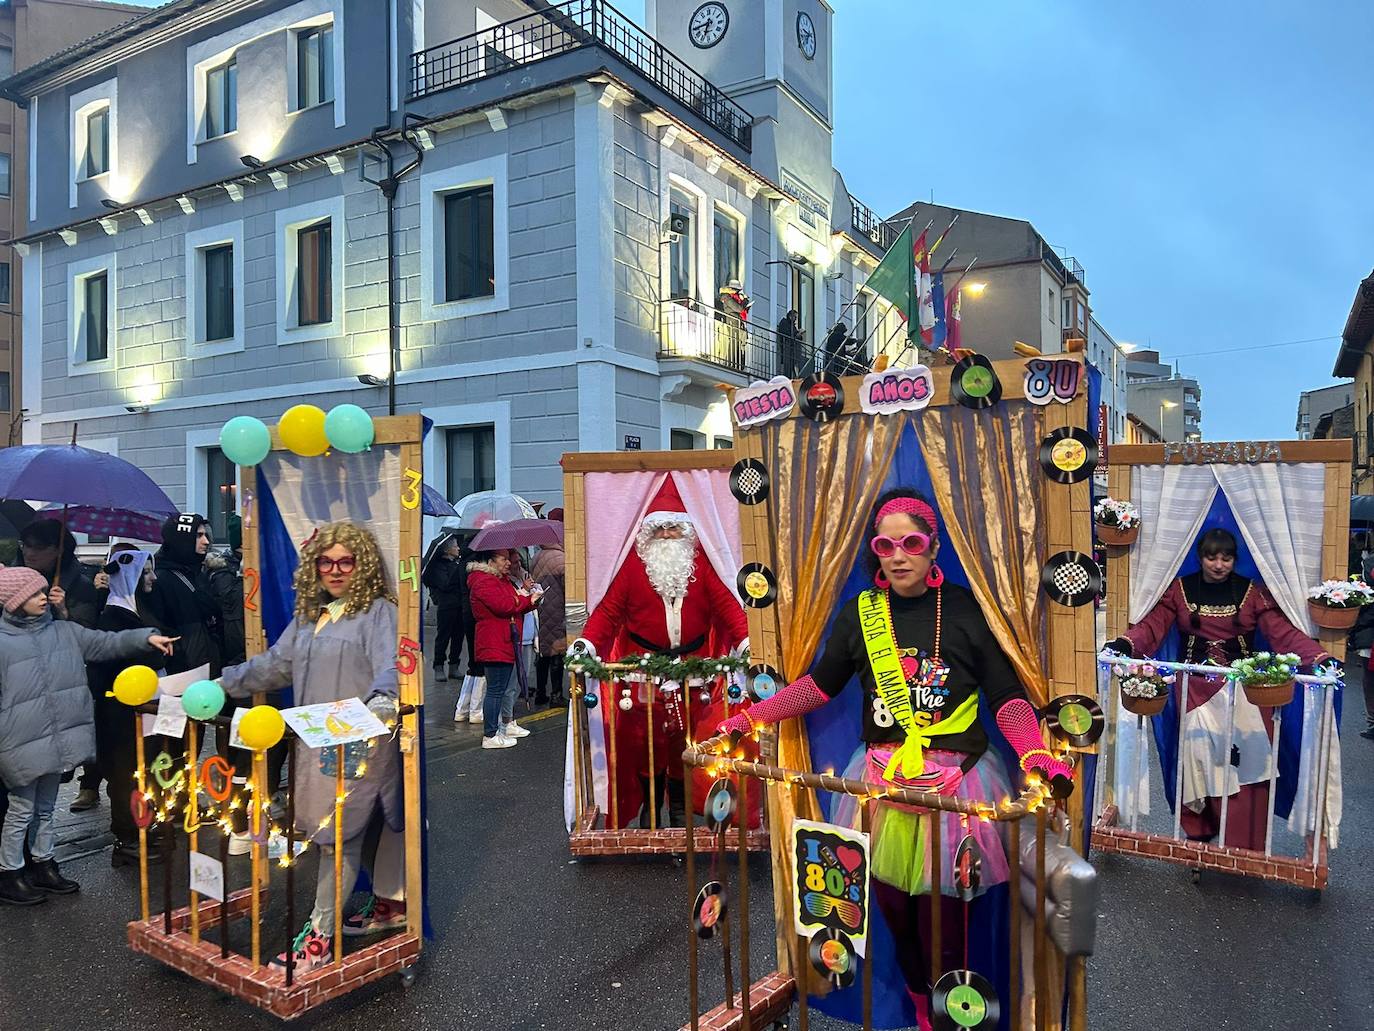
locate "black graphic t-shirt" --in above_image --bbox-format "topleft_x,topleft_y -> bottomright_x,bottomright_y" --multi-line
810,584 -> 1027,758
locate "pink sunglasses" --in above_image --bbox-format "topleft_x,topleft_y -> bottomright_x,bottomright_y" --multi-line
869,532 -> 932,559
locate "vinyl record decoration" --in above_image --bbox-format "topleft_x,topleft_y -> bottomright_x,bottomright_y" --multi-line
798,372 -> 845,423
950,353 -> 1002,410
1040,551 -> 1102,607
736,562 -> 778,608
952,834 -> 983,904
730,458 -> 770,506
1038,427 -> 1098,485
1045,693 -> 1105,748
694,881 -> 728,940
704,778 -> 739,833
807,928 -> 857,989
748,664 -> 781,702
932,969 -> 1000,1031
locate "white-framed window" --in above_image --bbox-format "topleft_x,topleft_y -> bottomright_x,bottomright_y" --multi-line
186,427 -> 241,544
294,23 -> 334,110
420,403 -> 512,543
205,57 -> 238,140
0,262 -> 11,307
712,205 -> 742,301
184,220 -> 245,358
0,155 -> 10,198
419,156 -> 509,322
275,196 -> 345,342
69,78 -> 117,207
67,252 -> 118,377
668,186 -> 696,301
446,424 -> 496,499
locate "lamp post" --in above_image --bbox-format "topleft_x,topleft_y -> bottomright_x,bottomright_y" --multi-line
1159,399 -> 1179,442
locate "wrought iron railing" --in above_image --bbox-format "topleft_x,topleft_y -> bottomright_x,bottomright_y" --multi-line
658,297 -> 868,381
849,194 -> 899,251
409,0 -> 753,150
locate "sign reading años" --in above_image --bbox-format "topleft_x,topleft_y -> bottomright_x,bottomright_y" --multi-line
732,376 -> 797,428
860,366 -> 935,416
791,818 -> 871,956
1162,440 -> 1283,464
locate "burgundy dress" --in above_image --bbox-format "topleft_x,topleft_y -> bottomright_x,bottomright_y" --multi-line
1120,573 -> 1328,849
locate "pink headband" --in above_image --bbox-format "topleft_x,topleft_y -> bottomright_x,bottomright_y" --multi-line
874,497 -> 938,535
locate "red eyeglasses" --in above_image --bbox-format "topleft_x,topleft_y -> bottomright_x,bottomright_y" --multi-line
315,555 -> 357,575
869,532 -> 931,558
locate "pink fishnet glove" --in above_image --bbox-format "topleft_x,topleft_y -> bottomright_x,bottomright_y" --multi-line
995,698 -> 1073,782
718,675 -> 830,736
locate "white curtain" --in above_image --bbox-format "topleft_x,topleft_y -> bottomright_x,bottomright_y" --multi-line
1288,684 -> 1343,849
672,468 -> 742,591
1212,462 -> 1324,634
1128,464 -> 1218,623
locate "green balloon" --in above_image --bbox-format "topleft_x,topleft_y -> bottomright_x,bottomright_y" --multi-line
181,679 -> 225,721
324,404 -> 375,454
219,416 -> 271,466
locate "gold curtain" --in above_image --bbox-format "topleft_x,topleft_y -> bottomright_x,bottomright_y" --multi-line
758,411 -> 905,974
917,401 -> 1051,705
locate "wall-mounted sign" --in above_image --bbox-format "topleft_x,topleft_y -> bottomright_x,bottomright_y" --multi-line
860,366 -> 935,416
733,375 -> 797,428
624,435 -> 641,451
1163,441 -> 1283,464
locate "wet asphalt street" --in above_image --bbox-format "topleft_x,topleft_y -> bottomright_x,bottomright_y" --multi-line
1,668 -> 1371,1031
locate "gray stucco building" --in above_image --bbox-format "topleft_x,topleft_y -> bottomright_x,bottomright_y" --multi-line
5,0 -> 892,538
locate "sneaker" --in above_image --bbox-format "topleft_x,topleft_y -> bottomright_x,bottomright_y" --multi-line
433,667 -> 448,683
482,734 -> 516,749
503,721 -> 530,738
342,895 -> 407,937
270,921 -> 333,976
70,788 -> 100,813
467,711 -> 485,724
228,831 -> 253,856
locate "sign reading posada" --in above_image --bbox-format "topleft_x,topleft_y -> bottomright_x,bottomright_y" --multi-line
733,376 -> 797,428
861,366 -> 935,416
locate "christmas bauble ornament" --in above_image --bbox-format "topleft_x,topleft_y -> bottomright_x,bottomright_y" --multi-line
727,682 -> 744,703
583,692 -> 599,709
619,694 -> 633,711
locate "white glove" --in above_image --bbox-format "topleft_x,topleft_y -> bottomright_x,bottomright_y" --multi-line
569,637 -> 599,660
731,637 -> 750,661
366,693 -> 399,725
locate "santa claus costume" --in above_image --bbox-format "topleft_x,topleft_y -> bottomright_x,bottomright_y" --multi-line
580,482 -> 749,828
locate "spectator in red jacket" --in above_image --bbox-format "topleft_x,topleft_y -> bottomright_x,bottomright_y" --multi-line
467,550 -> 542,749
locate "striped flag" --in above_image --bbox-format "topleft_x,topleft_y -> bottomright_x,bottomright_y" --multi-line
915,231 -> 936,343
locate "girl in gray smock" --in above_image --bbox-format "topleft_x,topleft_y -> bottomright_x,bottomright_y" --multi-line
221,522 -> 404,974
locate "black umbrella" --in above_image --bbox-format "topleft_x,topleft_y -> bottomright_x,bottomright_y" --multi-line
0,499 -> 37,538
1351,495 -> 1374,529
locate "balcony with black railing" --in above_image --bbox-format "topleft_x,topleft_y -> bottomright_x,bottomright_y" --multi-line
658,297 -> 869,381
849,194 -> 899,252
409,0 -> 753,150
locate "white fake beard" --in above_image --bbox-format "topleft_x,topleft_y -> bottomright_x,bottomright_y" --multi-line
637,534 -> 697,600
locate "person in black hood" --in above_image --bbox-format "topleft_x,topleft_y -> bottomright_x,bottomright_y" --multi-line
150,513 -> 224,678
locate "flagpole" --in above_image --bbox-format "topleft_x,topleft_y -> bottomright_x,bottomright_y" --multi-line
928,214 -> 960,258
827,215 -> 920,354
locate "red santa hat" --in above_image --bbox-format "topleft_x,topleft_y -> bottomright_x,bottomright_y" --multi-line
641,477 -> 692,531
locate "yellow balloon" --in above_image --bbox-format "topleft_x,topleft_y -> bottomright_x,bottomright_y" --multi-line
112,665 -> 159,707
238,704 -> 286,752
279,404 -> 328,457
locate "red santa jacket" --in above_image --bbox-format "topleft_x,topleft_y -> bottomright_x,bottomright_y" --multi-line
468,565 -> 538,664
583,547 -> 748,660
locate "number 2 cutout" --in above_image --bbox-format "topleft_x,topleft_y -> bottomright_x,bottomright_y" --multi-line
396,637 -> 420,676
243,567 -> 260,612
398,556 -> 419,593
401,468 -> 422,510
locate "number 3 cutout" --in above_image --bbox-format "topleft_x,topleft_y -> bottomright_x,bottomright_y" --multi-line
401,468 -> 422,510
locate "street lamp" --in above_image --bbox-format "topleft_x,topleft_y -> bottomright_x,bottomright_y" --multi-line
1160,399 -> 1179,442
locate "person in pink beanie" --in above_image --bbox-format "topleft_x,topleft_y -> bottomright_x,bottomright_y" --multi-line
0,565 -> 176,906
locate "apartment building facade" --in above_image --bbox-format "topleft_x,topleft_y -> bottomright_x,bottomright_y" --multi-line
1295,381 -> 1353,440
6,0 -> 894,534
1125,348 -> 1202,443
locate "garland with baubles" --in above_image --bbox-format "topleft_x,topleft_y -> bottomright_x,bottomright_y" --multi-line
566,651 -> 749,684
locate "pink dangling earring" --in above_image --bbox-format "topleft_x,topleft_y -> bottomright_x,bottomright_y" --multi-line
925,564 -> 944,588
874,570 -> 890,589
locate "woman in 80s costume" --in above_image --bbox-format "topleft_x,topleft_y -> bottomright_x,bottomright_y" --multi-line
720,490 -> 1069,1025
221,522 -> 404,975
1105,527 -> 1333,851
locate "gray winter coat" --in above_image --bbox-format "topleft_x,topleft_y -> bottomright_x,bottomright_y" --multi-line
221,598 -> 400,844
0,610 -> 155,788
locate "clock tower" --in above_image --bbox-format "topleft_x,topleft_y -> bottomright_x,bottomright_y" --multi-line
646,0 -> 836,207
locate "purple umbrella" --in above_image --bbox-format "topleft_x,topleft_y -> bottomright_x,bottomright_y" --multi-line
468,518 -> 563,551
0,444 -> 176,514
40,504 -> 165,542
421,483 -> 457,518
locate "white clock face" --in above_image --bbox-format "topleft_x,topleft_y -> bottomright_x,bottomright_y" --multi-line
797,11 -> 817,59
689,2 -> 729,49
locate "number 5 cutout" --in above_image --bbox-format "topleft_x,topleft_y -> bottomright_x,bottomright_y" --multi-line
401,468 -> 422,510
396,637 -> 420,676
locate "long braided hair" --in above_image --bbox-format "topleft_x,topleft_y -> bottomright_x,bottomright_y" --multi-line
292,521 -> 396,622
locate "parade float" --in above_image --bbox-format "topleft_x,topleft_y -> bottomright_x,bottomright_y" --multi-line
116,407 -> 428,1019
1093,438 -> 1349,891
669,353 -> 1104,1031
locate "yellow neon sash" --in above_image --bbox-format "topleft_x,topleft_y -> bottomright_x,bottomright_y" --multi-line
856,588 -> 979,781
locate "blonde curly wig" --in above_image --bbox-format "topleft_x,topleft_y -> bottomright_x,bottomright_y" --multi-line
292,521 -> 396,621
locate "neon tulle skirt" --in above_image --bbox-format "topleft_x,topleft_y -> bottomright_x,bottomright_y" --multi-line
830,746 -> 1013,898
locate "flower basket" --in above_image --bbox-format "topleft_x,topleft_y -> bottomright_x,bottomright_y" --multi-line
1096,521 -> 1140,547
1241,679 -> 1295,708
1308,599 -> 1361,631
1120,692 -> 1167,717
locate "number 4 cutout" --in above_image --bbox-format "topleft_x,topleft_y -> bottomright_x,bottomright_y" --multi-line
398,556 -> 419,593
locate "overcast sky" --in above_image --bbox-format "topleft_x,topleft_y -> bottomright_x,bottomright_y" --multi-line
117,0 -> 1372,439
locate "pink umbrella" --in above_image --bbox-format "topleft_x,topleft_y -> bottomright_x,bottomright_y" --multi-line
468,518 -> 563,552
40,504 -> 165,542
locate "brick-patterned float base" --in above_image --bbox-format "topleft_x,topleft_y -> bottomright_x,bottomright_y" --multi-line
569,807 -> 769,857
128,888 -> 422,1020
1091,805 -> 1327,890
680,970 -> 795,1031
